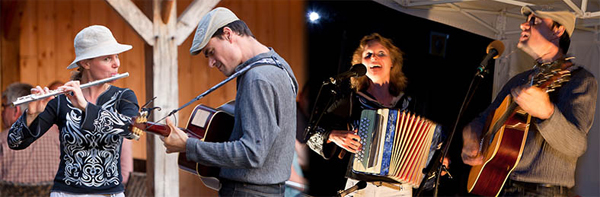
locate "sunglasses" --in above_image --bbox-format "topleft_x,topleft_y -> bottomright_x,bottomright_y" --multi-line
526,16 -> 543,26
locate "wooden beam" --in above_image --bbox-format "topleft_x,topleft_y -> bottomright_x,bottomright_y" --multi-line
175,0 -> 220,46
105,0 -> 155,46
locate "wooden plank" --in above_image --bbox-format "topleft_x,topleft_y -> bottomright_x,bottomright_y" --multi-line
1,0 -> 25,40
36,0 -> 55,86
174,0 -> 220,45
1,0 -> 23,91
71,0 -> 90,36
19,0 -> 38,87
90,0 -> 108,26
54,0 -> 73,83
289,0 -> 307,87
272,1 -> 289,62
176,18 -> 194,131
105,0 -> 155,46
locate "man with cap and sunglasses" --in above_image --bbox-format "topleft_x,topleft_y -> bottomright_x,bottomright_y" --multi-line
8,25 -> 139,197
462,5 -> 597,196
161,7 -> 298,196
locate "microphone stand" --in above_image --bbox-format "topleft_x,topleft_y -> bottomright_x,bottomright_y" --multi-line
416,58 -> 493,197
303,78 -> 343,142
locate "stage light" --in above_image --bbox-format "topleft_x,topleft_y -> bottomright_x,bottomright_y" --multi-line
308,11 -> 320,23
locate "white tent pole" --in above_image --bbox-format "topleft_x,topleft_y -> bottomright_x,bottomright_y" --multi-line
495,9 -> 507,40
491,0 -> 532,7
586,11 -> 600,18
427,6 -> 499,15
563,0 -> 584,16
582,0 -> 588,12
401,0 -> 475,7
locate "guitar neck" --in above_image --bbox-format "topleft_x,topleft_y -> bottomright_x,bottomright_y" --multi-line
139,121 -> 191,137
141,122 -> 171,137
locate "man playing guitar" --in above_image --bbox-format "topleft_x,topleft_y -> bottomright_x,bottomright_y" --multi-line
160,7 -> 298,196
462,5 -> 597,196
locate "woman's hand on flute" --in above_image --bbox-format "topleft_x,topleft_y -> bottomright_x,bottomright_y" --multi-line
61,81 -> 88,111
26,86 -> 54,126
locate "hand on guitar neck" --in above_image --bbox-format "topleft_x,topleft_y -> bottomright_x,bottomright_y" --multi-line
163,118 -> 189,153
130,115 -> 189,153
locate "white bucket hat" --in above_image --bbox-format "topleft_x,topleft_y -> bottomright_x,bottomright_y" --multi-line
67,25 -> 132,69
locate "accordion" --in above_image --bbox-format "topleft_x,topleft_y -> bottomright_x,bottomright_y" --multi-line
352,108 -> 439,187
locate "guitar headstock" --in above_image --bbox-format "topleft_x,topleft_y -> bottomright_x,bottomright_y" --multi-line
130,111 -> 148,140
533,69 -> 571,92
531,58 -> 574,93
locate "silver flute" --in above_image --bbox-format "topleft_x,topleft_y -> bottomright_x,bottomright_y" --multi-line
12,72 -> 129,106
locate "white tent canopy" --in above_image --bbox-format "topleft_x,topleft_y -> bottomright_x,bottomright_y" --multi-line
374,0 -> 600,196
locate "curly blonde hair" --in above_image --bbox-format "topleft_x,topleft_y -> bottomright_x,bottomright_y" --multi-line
350,33 -> 407,96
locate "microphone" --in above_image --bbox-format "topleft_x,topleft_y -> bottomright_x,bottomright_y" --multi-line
338,181 -> 367,197
476,40 -> 504,78
326,63 -> 367,85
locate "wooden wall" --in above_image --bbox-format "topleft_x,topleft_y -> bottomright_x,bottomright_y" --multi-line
1,0 -> 306,196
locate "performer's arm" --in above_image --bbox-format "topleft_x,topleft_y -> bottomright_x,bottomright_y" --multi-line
305,96 -> 355,159
306,127 -> 338,159
8,95 -> 58,150
523,71 -> 597,157
80,89 -> 140,139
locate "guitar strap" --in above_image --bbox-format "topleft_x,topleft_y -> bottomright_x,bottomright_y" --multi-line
236,56 -> 298,94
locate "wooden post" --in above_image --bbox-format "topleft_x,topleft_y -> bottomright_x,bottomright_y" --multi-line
105,0 -> 220,196
146,0 -> 179,196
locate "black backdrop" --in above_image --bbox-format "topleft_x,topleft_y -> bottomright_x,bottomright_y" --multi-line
303,1 -> 498,196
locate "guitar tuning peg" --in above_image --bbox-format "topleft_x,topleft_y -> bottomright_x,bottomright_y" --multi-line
130,111 -> 149,141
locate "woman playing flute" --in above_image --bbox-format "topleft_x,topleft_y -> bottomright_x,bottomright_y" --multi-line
7,25 -> 138,197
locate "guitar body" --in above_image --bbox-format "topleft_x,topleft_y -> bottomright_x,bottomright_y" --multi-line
178,104 -> 234,176
467,95 -> 530,196
178,102 -> 234,190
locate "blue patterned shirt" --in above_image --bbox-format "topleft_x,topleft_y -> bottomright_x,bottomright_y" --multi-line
8,86 -> 139,194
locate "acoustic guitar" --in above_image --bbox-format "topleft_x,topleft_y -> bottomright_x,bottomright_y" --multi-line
131,101 -> 235,190
467,59 -> 573,196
